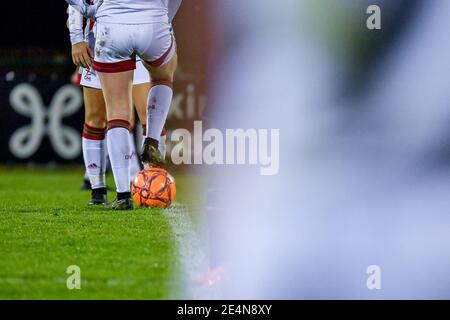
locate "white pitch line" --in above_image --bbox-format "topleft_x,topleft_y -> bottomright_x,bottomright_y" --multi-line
163,203 -> 222,299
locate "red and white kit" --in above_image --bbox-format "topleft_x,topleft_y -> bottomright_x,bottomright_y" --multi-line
67,1 -> 150,88
93,0 -> 176,73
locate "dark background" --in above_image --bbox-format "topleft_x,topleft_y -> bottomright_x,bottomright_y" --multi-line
1,1 -> 70,48
0,0 -> 210,165
0,1 -> 72,74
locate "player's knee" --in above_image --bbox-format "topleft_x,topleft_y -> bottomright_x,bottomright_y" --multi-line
85,112 -> 106,129
148,54 -> 177,82
165,53 -> 178,78
151,78 -> 174,89
167,53 -> 178,74
107,109 -> 131,123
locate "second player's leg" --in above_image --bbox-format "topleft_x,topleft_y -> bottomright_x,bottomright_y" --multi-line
129,83 -> 151,180
82,87 -> 108,205
84,86 -> 107,128
132,82 -> 151,127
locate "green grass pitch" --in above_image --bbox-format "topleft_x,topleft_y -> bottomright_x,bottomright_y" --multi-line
0,166 -> 202,300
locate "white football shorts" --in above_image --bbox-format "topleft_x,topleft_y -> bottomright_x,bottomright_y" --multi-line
92,22 -> 175,73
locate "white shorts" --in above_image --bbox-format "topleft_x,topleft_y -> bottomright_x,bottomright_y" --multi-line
93,22 -> 175,73
80,59 -> 150,89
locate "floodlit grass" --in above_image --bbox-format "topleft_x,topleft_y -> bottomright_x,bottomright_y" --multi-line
0,167 -> 202,300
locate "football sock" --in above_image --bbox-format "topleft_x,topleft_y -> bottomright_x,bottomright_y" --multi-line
82,123 -> 107,190
107,119 -> 132,194
146,81 -> 173,143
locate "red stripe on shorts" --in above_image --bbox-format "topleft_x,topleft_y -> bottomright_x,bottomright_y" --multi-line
93,60 -> 136,73
145,37 -> 175,68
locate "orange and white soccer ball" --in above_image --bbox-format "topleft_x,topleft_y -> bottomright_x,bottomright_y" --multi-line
131,168 -> 176,208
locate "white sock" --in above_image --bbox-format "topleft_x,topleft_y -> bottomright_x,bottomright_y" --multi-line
107,120 -> 132,193
82,123 -> 107,189
146,84 -> 173,141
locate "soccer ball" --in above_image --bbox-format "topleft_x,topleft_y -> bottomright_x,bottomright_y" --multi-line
131,168 -> 176,208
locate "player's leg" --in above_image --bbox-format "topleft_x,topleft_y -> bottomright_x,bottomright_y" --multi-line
97,70 -> 134,210
141,54 -> 177,165
128,110 -> 141,183
131,80 -> 150,176
81,85 -> 108,205
132,83 -> 150,128
75,66 -> 92,191
93,22 -> 136,210
139,24 -> 177,166
132,80 -> 168,164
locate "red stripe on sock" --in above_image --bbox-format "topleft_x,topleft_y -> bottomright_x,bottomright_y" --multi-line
108,119 -> 130,126
83,123 -> 106,140
84,123 -> 106,133
107,119 -> 131,131
83,133 -> 105,141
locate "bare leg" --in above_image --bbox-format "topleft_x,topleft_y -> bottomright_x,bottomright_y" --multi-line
132,82 -> 151,126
